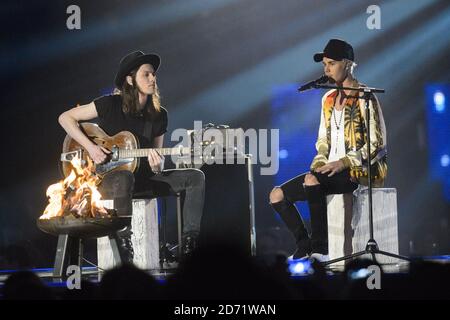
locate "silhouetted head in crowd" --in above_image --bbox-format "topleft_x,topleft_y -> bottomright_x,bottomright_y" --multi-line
168,241 -> 299,300
3,271 -> 54,300
407,259 -> 450,299
63,279 -> 98,300
99,263 -> 161,299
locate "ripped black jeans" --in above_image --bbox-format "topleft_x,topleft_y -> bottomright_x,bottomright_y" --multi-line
271,169 -> 358,255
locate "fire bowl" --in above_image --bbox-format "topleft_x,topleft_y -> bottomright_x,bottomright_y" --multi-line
37,214 -> 130,239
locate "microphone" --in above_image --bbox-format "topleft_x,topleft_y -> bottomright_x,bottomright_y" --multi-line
298,75 -> 329,92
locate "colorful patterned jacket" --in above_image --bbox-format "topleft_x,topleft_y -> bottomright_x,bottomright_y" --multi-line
310,88 -> 388,187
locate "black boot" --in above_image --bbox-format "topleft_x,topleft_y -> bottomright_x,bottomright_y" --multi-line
304,184 -> 328,255
181,231 -> 199,258
271,199 -> 311,258
116,225 -> 134,264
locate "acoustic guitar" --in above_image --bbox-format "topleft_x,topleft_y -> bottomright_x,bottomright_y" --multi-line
60,122 -> 202,178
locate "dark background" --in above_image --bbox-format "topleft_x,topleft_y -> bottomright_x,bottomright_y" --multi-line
1,0 -> 449,268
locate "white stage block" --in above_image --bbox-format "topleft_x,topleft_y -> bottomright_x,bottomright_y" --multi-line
327,193 -> 354,266
352,187 -> 399,264
97,199 -> 160,270
327,187 -> 399,265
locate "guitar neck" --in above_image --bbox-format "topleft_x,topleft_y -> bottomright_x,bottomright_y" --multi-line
118,147 -> 190,158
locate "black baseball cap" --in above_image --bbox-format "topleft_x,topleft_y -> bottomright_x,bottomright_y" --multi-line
313,39 -> 355,62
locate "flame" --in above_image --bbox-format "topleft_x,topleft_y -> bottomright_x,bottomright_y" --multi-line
40,155 -> 108,219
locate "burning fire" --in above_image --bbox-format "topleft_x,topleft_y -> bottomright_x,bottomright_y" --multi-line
40,156 -> 109,220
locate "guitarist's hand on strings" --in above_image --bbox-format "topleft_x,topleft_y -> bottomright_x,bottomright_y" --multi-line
148,149 -> 164,174
86,144 -> 111,164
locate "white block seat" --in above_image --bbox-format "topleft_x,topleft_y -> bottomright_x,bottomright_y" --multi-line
97,188 -> 182,271
327,186 -> 400,266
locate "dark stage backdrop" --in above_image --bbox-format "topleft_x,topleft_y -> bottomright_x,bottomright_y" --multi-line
1,0 -> 449,268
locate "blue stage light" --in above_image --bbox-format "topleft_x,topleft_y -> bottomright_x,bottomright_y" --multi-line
287,258 -> 313,276
441,154 -> 450,168
426,84 -> 450,202
434,91 -> 446,112
348,268 -> 371,280
279,149 -> 288,159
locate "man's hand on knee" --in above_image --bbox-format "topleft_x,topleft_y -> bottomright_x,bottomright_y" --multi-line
304,173 -> 320,186
315,160 -> 345,177
269,187 -> 284,203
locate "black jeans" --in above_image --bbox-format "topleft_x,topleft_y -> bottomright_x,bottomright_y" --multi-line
98,168 -> 205,235
272,169 -> 358,255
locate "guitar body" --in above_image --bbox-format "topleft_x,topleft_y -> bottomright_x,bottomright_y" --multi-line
61,122 -> 140,178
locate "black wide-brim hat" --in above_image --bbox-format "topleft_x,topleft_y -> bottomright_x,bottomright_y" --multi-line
313,39 -> 354,62
114,51 -> 161,88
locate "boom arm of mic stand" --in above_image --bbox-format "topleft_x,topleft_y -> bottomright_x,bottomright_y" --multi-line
314,84 -> 385,94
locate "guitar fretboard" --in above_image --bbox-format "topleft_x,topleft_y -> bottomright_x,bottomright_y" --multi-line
118,147 -> 190,158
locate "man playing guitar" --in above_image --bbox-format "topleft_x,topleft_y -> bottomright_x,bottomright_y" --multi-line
58,51 -> 205,262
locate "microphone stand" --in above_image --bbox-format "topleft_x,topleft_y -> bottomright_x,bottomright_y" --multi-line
311,83 -> 411,266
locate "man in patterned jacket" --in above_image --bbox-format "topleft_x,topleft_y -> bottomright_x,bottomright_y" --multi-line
269,39 -> 387,262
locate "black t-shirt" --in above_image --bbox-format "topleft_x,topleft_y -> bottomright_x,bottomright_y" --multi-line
93,94 -> 168,148
93,94 -> 168,179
